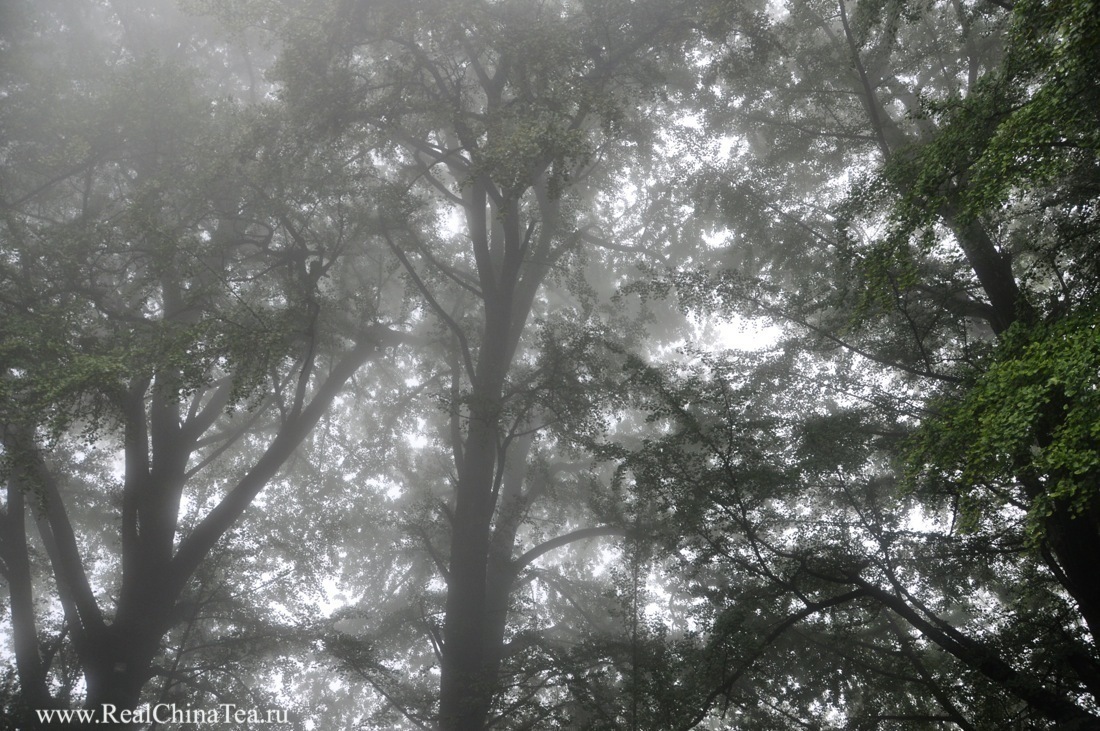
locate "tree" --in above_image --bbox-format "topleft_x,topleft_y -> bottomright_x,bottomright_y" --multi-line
614,344 -> 1100,728
0,1 -> 405,721
265,0 -> 713,727
622,0 -> 1100,726
4,0 -> 1094,727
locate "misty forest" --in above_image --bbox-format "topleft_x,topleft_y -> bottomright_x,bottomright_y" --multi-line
2,0 -> 1099,728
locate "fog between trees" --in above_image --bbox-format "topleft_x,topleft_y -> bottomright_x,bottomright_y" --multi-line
2,0 -> 1099,728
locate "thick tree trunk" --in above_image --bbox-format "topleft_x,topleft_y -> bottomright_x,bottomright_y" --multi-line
939,203 -> 1032,335
439,413 -> 505,731
83,571 -> 177,709
1046,506 -> 1100,645
438,180 -> 531,730
77,623 -> 166,728
437,428 -> 533,731
1020,465 -> 1100,655
438,287 -> 514,730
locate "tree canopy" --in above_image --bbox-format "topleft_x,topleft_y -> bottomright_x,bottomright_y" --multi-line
1,0 -> 1098,729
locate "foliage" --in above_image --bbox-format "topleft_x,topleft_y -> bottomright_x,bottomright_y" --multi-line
912,310 -> 1100,535
3,0 -> 1099,728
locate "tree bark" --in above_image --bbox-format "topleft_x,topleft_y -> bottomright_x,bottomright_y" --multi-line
438,177 -> 520,731
0,477 -> 54,710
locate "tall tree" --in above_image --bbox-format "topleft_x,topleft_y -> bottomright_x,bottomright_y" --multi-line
0,1 -> 405,721
627,0 -> 1100,726
269,0 -> 707,727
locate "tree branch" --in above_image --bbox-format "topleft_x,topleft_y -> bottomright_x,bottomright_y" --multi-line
677,589 -> 868,731
168,331 -> 395,593
513,526 -> 626,573
381,226 -> 477,381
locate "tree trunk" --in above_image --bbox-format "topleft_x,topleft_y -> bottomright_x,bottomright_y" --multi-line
438,278 -> 515,729
439,412 -> 506,731
1,479 -> 55,711
438,180 -> 533,730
